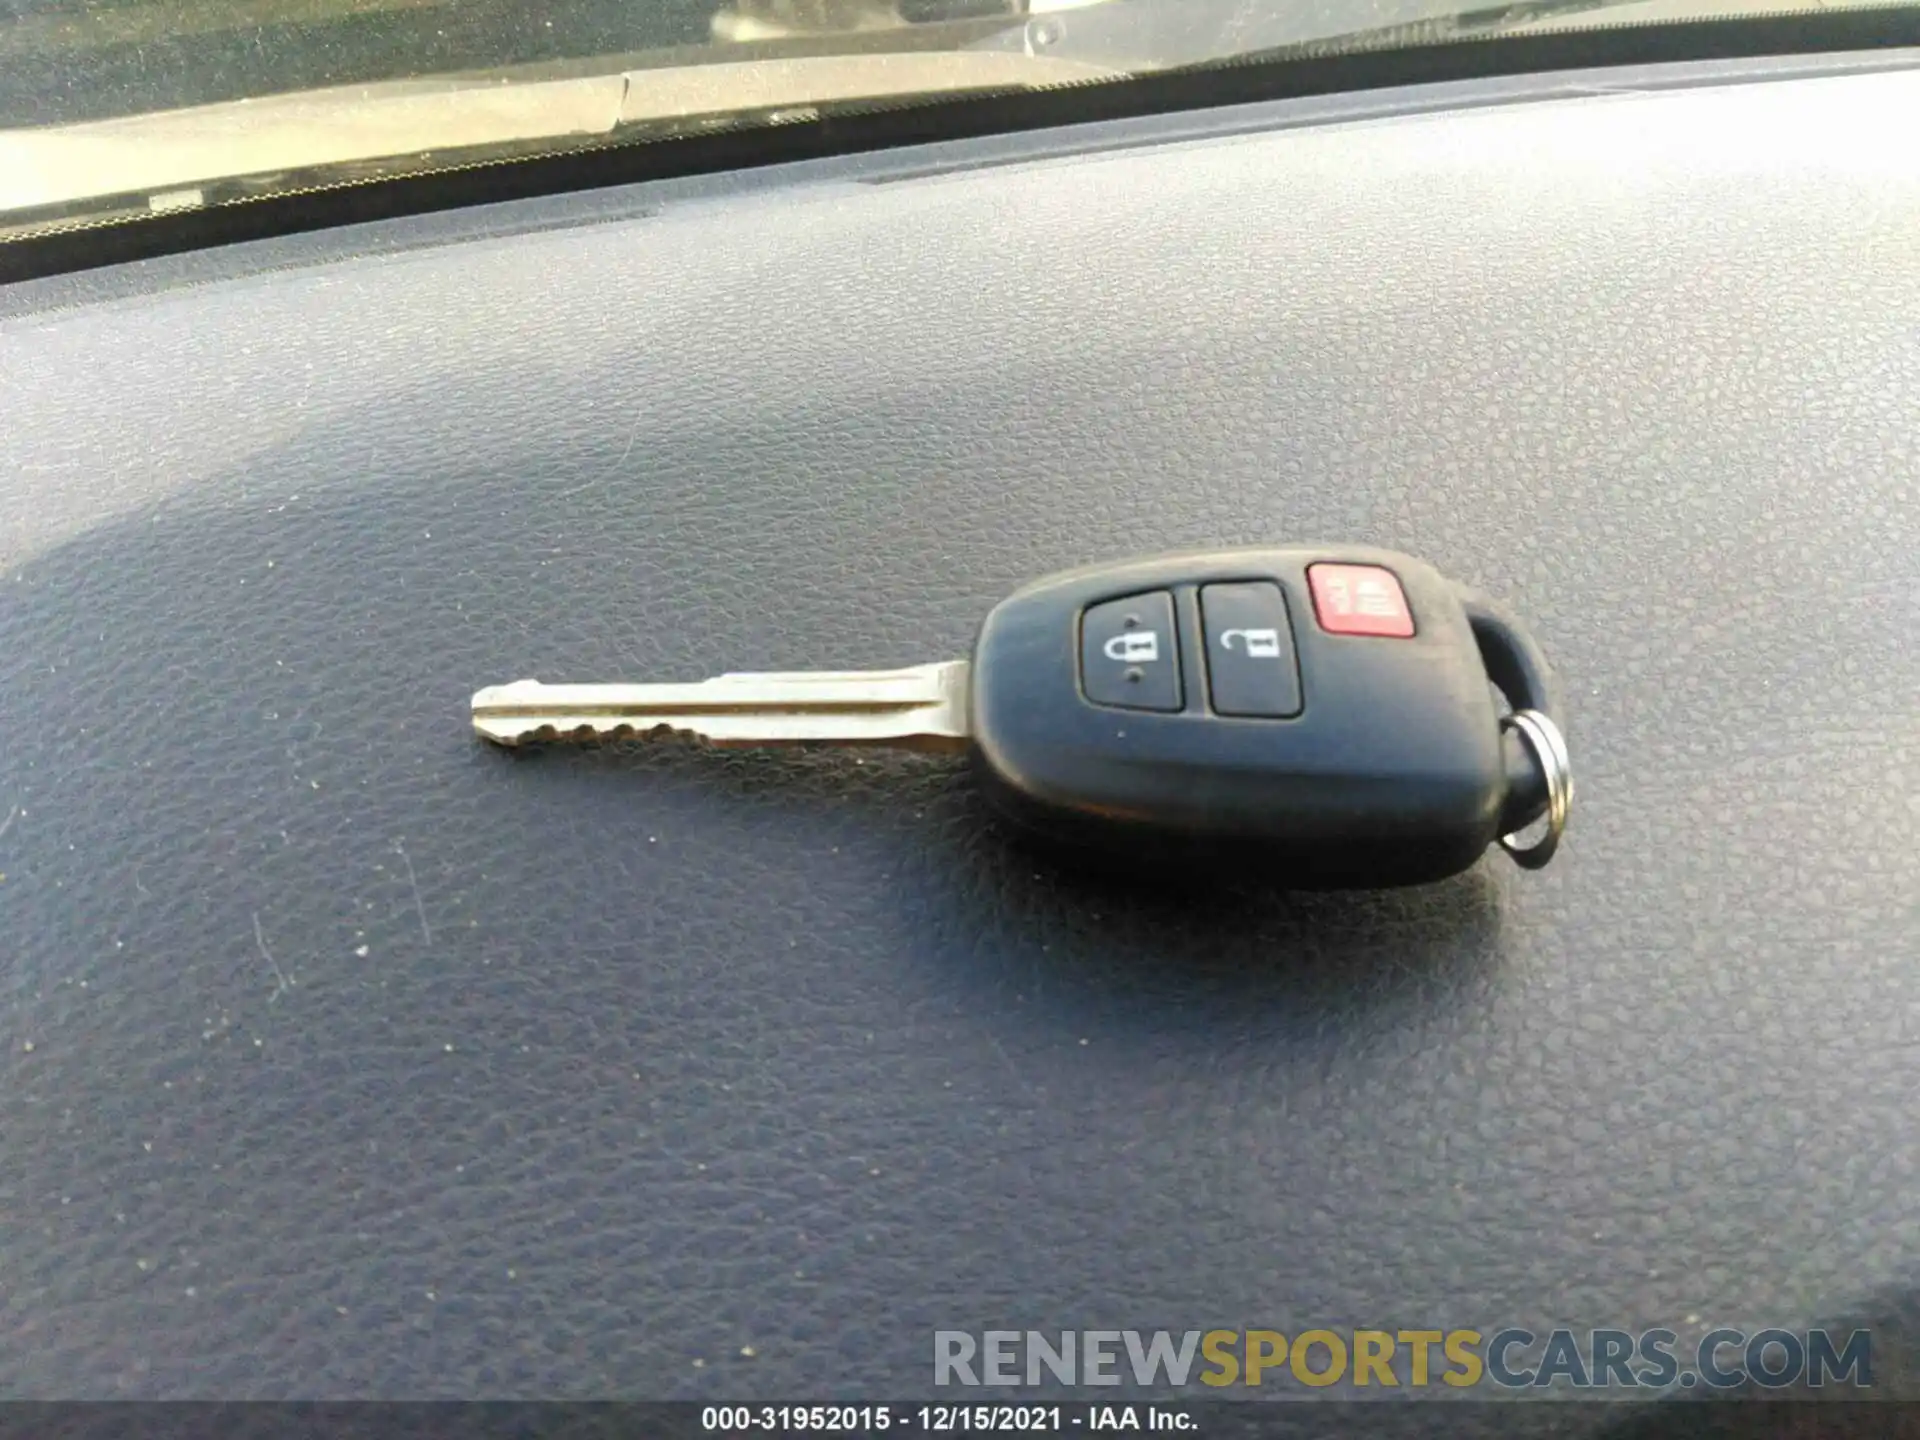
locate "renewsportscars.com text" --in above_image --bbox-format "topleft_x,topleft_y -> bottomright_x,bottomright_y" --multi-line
933,1328 -> 1872,1391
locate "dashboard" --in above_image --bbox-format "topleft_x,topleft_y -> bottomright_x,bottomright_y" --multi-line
2,51 -> 1918,1423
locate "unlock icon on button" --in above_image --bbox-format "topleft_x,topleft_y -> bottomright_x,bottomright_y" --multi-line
1103,631 -> 1161,663
1221,627 -> 1283,659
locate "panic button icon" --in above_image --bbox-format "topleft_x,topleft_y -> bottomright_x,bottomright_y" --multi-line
1307,564 -> 1415,638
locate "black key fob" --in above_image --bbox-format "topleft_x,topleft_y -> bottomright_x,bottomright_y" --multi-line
968,546 -> 1571,889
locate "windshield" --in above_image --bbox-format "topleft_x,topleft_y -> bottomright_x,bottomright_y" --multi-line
2,0 -> 1911,244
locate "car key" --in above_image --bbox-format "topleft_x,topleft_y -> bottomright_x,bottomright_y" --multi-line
471,546 -> 1572,888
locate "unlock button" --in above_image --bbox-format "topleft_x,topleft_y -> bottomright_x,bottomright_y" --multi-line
1081,591 -> 1182,712
1201,582 -> 1301,717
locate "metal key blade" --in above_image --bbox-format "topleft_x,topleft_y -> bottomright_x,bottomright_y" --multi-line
471,660 -> 972,751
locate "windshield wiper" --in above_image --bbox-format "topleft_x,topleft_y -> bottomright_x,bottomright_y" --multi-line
965,0 -> 1815,75
1184,0 -> 1691,63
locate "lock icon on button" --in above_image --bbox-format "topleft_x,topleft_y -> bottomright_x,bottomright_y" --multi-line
1103,631 -> 1160,664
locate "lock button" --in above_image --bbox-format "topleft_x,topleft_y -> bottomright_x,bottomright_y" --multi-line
1080,590 -> 1182,712
1200,582 -> 1301,717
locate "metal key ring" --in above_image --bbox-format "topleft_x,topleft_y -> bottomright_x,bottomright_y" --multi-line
1498,709 -> 1573,870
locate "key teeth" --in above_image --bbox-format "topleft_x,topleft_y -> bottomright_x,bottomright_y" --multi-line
612,721 -> 724,748
477,719 -> 734,749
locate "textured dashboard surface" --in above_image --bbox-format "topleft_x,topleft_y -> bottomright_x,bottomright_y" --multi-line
2,59 -> 1918,1420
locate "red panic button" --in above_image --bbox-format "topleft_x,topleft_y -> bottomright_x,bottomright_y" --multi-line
1308,563 -> 1415,638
